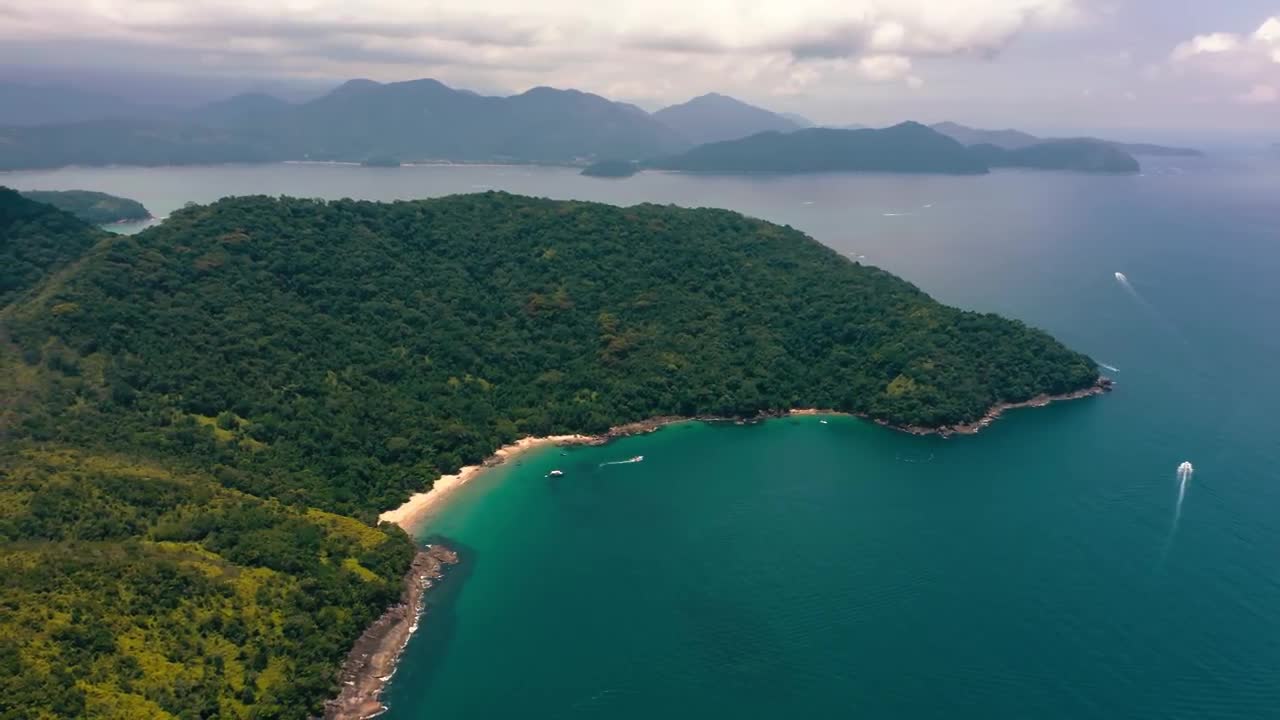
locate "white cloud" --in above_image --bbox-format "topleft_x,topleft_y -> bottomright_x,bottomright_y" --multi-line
1171,32 -> 1240,61
0,0 -> 1078,103
1169,15 -> 1280,105
858,54 -> 913,82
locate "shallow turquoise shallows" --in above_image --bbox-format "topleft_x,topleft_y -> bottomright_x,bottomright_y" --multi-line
7,155 -> 1279,718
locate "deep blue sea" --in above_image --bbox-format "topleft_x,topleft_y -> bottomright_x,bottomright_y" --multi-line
5,155 -> 1279,718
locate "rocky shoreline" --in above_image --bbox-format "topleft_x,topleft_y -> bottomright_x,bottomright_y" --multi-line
324,544 -> 460,720
910,377 -> 1114,436
599,377 -> 1114,440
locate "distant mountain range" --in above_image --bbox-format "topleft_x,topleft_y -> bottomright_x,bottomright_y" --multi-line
653,93 -> 802,146
0,78 -> 1180,172
931,121 -> 1201,157
0,79 -> 688,169
649,122 -> 989,174
0,81 -> 148,126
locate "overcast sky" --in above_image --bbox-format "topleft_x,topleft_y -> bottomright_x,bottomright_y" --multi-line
1,1 -> 1277,140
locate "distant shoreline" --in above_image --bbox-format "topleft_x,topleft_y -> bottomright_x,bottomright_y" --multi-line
380,377 -> 1112,533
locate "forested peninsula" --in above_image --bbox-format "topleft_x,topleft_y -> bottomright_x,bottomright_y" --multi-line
19,189 -> 152,225
1,188 -> 1100,718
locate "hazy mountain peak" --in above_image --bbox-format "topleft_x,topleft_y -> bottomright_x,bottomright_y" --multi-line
653,92 -> 801,146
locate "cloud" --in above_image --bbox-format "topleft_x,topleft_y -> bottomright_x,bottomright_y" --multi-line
0,0 -> 1079,102
858,54 -> 914,82
1169,15 -> 1280,104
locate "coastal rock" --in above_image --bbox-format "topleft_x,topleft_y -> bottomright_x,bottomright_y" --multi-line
324,544 -> 459,720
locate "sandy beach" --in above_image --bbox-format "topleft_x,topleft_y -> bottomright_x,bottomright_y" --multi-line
379,380 -> 1112,532
378,434 -> 594,531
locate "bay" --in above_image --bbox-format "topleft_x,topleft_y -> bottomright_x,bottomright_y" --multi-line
4,157 -> 1279,717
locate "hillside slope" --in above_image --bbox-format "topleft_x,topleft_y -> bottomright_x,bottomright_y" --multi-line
6,192 -> 1098,522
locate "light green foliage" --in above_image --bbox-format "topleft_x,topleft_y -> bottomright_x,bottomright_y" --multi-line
0,448 -> 415,720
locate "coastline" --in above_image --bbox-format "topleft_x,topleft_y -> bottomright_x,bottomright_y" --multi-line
324,544 -> 460,720
379,378 -> 1112,533
377,434 -> 596,531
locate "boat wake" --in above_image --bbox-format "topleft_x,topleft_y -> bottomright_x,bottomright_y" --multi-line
599,455 -> 644,467
1160,461 -> 1195,566
1099,363 -> 1120,373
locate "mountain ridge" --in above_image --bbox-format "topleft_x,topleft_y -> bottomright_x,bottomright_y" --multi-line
654,93 -> 802,145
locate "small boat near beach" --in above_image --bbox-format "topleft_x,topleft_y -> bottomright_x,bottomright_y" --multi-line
549,469 -> 564,477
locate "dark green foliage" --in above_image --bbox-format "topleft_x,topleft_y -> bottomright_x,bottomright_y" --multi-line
0,186 -> 109,305
969,140 -> 1140,173
581,159 -> 639,177
649,122 -> 989,174
1,189 -> 1097,717
7,191 -> 1097,520
20,190 -> 151,224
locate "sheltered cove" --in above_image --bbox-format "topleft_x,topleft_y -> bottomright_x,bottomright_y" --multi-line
380,377 -> 1113,532
336,378 -> 1113,718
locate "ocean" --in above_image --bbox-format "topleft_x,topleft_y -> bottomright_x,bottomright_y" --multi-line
5,156 -> 1279,718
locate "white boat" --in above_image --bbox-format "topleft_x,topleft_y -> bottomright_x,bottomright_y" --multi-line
549,469 -> 564,477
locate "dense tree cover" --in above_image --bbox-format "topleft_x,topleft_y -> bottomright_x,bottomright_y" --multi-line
581,159 -> 639,177
6,191 -> 1098,522
1,189 -> 1098,717
969,140 -> 1140,173
2,192 -> 417,718
0,447 -> 415,720
648,122 -> 990,174
20,190 -> 151,225
0,187 -> 110,306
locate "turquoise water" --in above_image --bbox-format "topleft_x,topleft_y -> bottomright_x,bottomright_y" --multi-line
5,158 -> 1280,716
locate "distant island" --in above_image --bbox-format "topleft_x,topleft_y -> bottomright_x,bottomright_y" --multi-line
1,187 -> 1102,718
970,139 -> 1141,173
581,159 -> 639,177
648,122 -> 989,174
644,123 -> 1140,175
18,189 -> 151,225
931,121 -> 1201,158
